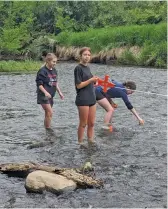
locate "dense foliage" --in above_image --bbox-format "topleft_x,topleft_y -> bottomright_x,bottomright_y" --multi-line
0,1 -> 167,68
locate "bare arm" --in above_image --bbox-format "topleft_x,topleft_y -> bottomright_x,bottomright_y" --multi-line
56,83 -> 64,99
39,85 -> 51,98
130,108 -> 144,125
76,76 -> 98,89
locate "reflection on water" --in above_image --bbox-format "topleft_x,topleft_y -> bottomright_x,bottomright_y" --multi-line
0,64 -> 167,208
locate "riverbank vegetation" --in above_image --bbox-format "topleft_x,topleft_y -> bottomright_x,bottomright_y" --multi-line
0,61 -> 41,72
0,1 -> 167,70
56,23 -> 167,68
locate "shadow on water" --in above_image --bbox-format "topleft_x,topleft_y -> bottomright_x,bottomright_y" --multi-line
27,128 -> 63,149
0,64 -> 167,208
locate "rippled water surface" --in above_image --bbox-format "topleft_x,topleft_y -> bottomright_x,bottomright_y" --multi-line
0,63 -> 167,208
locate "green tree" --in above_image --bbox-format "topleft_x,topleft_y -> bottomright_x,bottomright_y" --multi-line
124,1 -> 167,25
0,1 -> 35,54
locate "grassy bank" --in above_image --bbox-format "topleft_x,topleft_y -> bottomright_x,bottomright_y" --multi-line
56,23 -> 166,51
0,23 -> 166,71
56,23 -> 167,68
0,60 -> 42,72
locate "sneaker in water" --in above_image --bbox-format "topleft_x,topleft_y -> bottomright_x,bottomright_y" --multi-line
109,125 -> 113,132
101,125 -> 110,130
78,142 -> 88,149
88,141 -> 99,151
46,128 -> 56,139
101,124 -> 113,132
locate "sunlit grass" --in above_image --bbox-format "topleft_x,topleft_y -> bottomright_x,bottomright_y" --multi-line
56,23 -> 166,52
56,23 -> 167,68
0,60 -> 42,72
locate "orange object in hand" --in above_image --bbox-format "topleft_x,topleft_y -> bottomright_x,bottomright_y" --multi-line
97,75 -> 115,92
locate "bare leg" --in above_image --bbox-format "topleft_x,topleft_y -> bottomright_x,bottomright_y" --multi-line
41,104 -> 53,128
97,98 -> 114,124
87,104 -> 96,142
77,106 -> 89,143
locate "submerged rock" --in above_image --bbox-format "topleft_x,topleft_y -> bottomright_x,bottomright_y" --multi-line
25,170 -> 77,194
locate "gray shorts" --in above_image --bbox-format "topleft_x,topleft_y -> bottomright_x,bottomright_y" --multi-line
37,94 -> 54,107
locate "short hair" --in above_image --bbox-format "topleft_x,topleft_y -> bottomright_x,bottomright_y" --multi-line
79,47 -> 91,56
45,53 -> 57,62
123,81 -> 136,90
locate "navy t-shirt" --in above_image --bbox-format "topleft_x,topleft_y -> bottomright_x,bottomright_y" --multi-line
36,65 -> 58,97
74,64 -> 96,106
96,80 -> 133,110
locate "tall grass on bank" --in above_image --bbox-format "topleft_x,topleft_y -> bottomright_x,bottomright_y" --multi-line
0,60 -> 42,72
56,23 -> 166,52
118,41 -> 167,68
56,23 -> 167,68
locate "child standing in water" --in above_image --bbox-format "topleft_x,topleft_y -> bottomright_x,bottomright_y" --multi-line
95,80 -> 144,130
36,53 -> 64,129
74,47 -> 98,146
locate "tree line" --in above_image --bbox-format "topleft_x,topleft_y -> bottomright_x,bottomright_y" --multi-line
0,1 -> 167,56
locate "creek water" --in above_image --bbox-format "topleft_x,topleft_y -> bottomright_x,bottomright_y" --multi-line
0,63 -> 167,208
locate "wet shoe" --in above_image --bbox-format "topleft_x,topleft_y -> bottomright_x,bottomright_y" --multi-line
101,124 -> 113,132
109,125 -> 113,132
101,125 -> 110,130
78,142 -> 88,149
46,128 -> 55,134
46,128 -> 56,141
88,141 -> 99,151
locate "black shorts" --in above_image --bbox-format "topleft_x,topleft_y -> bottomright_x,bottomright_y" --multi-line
75,102 -> 96,107
37,94 -> 54,107
95,89 -> 106,101
95,89 -> 112,103
75,94 -> 96,106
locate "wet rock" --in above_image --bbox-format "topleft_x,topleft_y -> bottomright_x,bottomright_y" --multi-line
25,170 -> 77,194
0,162 -> 103,188
0,162 -> 36,178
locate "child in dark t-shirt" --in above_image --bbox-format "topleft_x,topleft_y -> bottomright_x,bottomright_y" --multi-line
74,47 -> 98,146
36,53 -> 64,129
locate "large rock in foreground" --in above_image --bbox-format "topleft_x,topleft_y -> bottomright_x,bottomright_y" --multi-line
25,170 -> 77,194
0,162 -> 104,190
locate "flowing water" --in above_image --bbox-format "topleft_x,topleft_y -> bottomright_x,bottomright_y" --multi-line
0,63 -> 167,208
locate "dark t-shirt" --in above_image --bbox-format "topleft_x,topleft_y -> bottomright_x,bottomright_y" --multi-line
74,64 -> 96,106
36,65 -> 58,97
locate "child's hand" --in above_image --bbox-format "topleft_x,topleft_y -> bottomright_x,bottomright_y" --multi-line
139,118 -> 144,125
111,103 -> 118,108
45,92 -> 51,99
91,76 -> 99,83
59,92 -> 64,100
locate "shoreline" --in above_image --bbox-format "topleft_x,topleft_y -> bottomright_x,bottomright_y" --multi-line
0,60 -> 166,73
